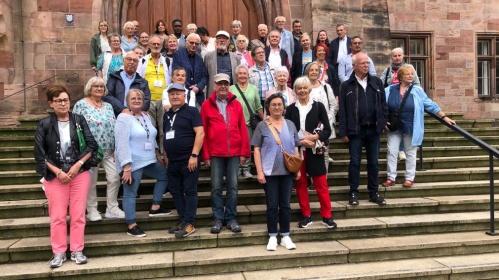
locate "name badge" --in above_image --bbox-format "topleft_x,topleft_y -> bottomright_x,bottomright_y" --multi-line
165,130 -> 175,140
154,80 -> 163,88
144,142 -> 153,150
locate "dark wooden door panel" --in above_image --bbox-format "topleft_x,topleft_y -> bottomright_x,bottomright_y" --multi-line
130,0 -> 258,40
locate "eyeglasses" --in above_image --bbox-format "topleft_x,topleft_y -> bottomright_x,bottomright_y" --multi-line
53,98 -> 70,105
92,85 -> 105,89
125,57 -> 139,63
270,103 -> 284,107
130,97 -> 143,101
188,41 -> 199,46
216,81 -> 229,86
151,42 -> 162,46
357,62 -> 371,65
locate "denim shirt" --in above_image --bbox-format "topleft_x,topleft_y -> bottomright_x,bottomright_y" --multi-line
251,120 -> 300,176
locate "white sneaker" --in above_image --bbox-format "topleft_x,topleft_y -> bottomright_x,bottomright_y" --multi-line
328,157 -> 334,163
266,236 -> 278,251
86,210 -> 102,221
242,170 -> 254,179
280,236 -> 296,250
104,207 -> 125,219
398,151 -> 406,161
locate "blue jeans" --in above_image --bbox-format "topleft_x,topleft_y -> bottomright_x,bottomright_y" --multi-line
123,161 -> 168,225
210,156 -> 240,223
348,126 -> 381,196
263,175 -> 294,236
168,159 -> 199,224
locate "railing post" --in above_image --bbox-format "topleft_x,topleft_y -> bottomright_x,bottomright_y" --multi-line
486,151 -> 498,236
417,145 -> 425,171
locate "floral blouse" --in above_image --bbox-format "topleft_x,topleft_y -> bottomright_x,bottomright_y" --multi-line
72,99 -> 116,150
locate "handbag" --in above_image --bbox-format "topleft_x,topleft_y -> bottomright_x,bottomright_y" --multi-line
265,119 -> 303,173
75,115 -> 104,164
387,84 -> 413,131
235,84 -> 262,130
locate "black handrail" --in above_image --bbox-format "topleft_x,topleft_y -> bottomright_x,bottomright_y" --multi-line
426,111 -> 499,236
0,73 -> 79,101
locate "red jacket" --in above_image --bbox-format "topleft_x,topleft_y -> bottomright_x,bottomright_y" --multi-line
200,91 -> 251,160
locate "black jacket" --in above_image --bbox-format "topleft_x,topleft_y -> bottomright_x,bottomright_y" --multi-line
327,36 -> 352,65
103,70 -> 151,116
290,50 -> 316,87
34,113 -> 98,181
265,47 -> 290,70
338,72 -> 388,136
285,101 -> 331,176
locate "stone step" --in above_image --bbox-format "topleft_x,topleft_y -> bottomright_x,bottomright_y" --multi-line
2,232 -> 499,279
1,182 -> 498,221
0,136 -> 34,147
2,165 -> 499,187
0,187 -> 497,238
331,145 -> 499,160
240,252 -> 499,280
2,154 -> 495,174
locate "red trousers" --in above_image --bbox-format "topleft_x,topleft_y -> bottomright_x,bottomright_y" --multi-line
295,152 -> 332,218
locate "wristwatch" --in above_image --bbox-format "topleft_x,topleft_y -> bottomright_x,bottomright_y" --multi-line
191,153 -> 198,158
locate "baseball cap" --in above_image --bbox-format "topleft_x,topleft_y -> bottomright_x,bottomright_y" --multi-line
213,73 -> 230,83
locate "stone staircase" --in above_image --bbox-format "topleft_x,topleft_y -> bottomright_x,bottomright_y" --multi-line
0,113 -> 499,279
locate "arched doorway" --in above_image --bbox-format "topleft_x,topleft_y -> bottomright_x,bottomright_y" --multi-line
123,0 -> 284,40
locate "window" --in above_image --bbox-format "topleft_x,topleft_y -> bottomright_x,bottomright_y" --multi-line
390,33 -> 432,92
476,36 -> 499,96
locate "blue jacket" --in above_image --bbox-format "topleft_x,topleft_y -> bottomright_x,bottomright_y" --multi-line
385,84 -> 441,146
103,70 -> 151,116
172,48 -> 208,105
339,73 -> 388,136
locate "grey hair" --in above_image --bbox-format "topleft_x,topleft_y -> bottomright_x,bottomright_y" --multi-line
391,47 -> 404,55
231,20 -> 242,28
293,76 -> 312,92
274,66 -> 289,77
236,64 -> 249,73
186,33 -> 201,42
123,21 -> 134,31
126,89 -> 145,104
236,34 -> 249,48
84,76 -> 107,97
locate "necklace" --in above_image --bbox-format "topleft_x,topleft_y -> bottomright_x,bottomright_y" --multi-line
89,97 -> 103,108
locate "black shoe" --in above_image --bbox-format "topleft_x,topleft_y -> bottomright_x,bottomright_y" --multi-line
168,221 -> 184,234
175,223 -> 196,238
149,208 -> 172,217
127,225 -> 146,237
322,218 -> 337,229
210,219 -> 223,234
349,193 -> 359,205
226,221 -> 241,233
369,193 -> 386,205
298,216 -> 312,228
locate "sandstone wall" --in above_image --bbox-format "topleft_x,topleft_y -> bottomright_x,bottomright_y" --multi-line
387,0 -> 499,119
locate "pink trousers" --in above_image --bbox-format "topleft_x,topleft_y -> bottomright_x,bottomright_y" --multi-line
44,171 -> 91,253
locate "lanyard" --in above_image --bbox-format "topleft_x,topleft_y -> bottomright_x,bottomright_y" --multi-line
133,112 -> 150,141
166,111 -> 178,131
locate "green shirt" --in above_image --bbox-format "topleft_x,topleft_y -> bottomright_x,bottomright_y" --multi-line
229,83 -> 263,126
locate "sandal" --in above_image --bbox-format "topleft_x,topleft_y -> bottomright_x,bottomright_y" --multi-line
382,179 -> 396,187
402,180 -> 413,187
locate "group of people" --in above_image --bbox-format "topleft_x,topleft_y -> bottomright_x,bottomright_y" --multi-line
34,16 -> 456,269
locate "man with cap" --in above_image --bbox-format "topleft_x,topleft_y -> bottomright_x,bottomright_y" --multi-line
163,83 -> 204,238
200,73 -> 250,234
204,30 -> 241,96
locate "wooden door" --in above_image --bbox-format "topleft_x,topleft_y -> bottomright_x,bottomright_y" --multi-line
129,0 -> 259,40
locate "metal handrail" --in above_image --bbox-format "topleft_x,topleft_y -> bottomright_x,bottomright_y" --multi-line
425,111 -> 499,236
0,73 -> 79,101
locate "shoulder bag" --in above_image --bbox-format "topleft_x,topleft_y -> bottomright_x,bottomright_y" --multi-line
235,84 -> 262,130
74,114 -> 103,164
387,84 -> 413,132
265,119 -> 303,173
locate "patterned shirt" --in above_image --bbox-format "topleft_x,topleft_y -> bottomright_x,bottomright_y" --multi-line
72,99 -> 116,151
256,63 -> 275,100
